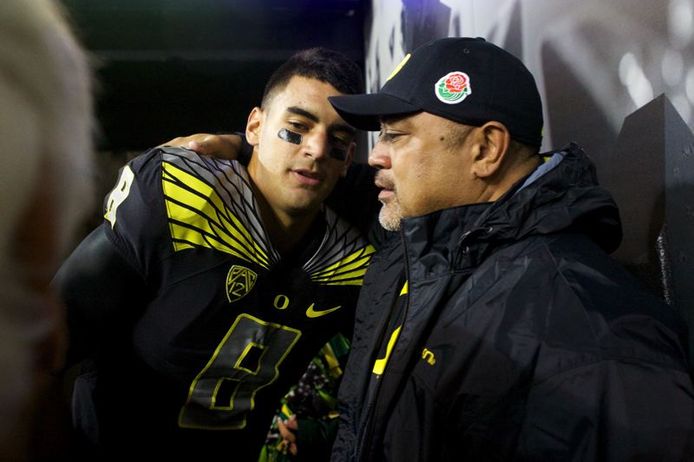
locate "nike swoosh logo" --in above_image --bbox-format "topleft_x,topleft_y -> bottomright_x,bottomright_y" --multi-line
305,303 -> 342,318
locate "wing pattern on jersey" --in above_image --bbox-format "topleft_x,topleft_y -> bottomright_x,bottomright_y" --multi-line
160,148 -> 279,269
303,208 -> 375,286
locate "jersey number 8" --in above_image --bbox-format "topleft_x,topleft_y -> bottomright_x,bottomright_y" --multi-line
178,313 -> 301,430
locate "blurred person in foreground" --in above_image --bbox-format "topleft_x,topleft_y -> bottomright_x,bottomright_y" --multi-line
0,0 -> 94,460
325,37 -> 694,461
54,48 -> 376,460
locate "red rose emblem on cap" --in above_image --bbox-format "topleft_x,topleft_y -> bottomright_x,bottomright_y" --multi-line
435,71 -> 471,104
445,73 -> 468,93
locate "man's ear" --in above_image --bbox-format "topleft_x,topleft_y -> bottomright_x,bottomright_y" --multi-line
471,121 -> 510,178
246,107 -> 263,146
341,141 -> 356,177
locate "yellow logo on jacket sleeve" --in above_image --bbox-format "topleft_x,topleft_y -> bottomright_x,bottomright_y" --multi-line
421,347 -> 436,366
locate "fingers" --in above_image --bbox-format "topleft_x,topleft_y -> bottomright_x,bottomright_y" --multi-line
277,415 -> 298,456
159,133 -> 242,160
285,415 -> 298,431
278,438 -> 298,456
159,134 -> 214,152
277,416 -> 296,443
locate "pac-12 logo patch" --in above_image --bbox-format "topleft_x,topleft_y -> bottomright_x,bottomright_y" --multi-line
435,71 -> 471,104
226,265 -> 257,303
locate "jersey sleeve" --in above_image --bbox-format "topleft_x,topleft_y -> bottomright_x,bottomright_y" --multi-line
54,148 -> 169,365
54,225 -> 150,366
102,148 -> 171,278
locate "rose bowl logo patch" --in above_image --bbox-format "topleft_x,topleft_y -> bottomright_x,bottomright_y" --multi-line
435,71 -> 471,104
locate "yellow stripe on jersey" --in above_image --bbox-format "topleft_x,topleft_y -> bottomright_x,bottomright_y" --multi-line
158,148 -> 373,280
310,245 -> 376,286
163,169 -> 266,262
372,325 -> 401,376
400,281 -> 408,296
162,160 -> 271,269
163,163 -> 267,263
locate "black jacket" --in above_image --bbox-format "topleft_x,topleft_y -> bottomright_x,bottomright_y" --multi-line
332,144 -> 694,461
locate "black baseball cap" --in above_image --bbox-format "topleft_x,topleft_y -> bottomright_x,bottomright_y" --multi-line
329,37 -> 543,148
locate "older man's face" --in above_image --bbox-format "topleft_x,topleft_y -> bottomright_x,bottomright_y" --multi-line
368,112 -> 476,231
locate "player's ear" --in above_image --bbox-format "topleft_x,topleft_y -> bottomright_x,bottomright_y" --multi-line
246,107 -> 263,146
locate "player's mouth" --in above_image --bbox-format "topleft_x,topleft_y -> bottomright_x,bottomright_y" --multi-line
291,168 -> 324,186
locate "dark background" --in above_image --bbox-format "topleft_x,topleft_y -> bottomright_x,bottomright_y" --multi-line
61,0 -> 367,151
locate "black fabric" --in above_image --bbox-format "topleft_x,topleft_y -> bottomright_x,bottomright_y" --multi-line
293,418 -> 339,461
53,226 -> 150,368
332,144 -> 694,461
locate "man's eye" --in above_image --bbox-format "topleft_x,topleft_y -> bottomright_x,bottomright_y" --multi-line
288,121 -> 308,131
379,131 -> 400,142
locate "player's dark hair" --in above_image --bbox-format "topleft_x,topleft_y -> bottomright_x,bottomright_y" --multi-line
261,48 -> 364,107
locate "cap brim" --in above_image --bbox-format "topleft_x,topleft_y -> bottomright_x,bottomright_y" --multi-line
329,93 -> 420,131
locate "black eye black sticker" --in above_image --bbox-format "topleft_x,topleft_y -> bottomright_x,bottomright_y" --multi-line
329,147 -> 347,161
278,128 -> 302,145
279,127 -> 348,161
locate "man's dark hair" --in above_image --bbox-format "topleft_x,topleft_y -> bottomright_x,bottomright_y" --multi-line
261,47 -> 364,108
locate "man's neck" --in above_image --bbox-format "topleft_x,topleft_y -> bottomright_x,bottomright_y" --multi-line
252,186 -> 320,256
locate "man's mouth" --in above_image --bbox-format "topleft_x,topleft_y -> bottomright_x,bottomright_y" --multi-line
375,182 -> 395,202
375,174 -> 395,202
377,189 -> 395,202
291,168 -> 323,186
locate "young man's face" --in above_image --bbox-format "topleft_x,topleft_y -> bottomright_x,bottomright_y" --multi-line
246,76 -> 355,220
369,111 -> 476,231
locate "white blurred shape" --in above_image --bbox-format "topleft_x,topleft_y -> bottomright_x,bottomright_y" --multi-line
662,49 -> 684,86
685,66 -> 694,103
619,52 -> 655,108
669,0 -> 694,49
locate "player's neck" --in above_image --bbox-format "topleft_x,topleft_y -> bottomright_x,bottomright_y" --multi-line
254,192 -> 319,256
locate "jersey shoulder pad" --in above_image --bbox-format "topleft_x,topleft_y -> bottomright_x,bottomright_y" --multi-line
158,147 -> 279,269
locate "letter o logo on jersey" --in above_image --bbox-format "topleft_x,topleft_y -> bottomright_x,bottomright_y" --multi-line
226,265 -> 257,303
434,71 -> 471,104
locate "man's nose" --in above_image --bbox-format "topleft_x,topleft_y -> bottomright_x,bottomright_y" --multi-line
302,131 -> 330,160
368,141 -> 390,169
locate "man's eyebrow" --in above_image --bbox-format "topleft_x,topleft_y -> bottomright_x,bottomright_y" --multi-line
287,106 -> 356,136
380,113 -> 412,127
287,106 -> 319,122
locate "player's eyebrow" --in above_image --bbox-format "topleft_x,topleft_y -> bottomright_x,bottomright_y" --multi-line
287,106 -> 319,122
287,106 -> 356,136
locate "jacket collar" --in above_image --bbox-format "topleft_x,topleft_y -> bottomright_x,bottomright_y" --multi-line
398,143 -> 622,279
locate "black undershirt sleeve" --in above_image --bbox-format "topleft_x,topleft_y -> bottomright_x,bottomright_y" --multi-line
53,225 -> 150,368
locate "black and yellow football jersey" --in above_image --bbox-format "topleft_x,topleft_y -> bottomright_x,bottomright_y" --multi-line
58,147 -> 374,459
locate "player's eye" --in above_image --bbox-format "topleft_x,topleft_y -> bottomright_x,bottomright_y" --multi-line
287,121 -> 308,131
